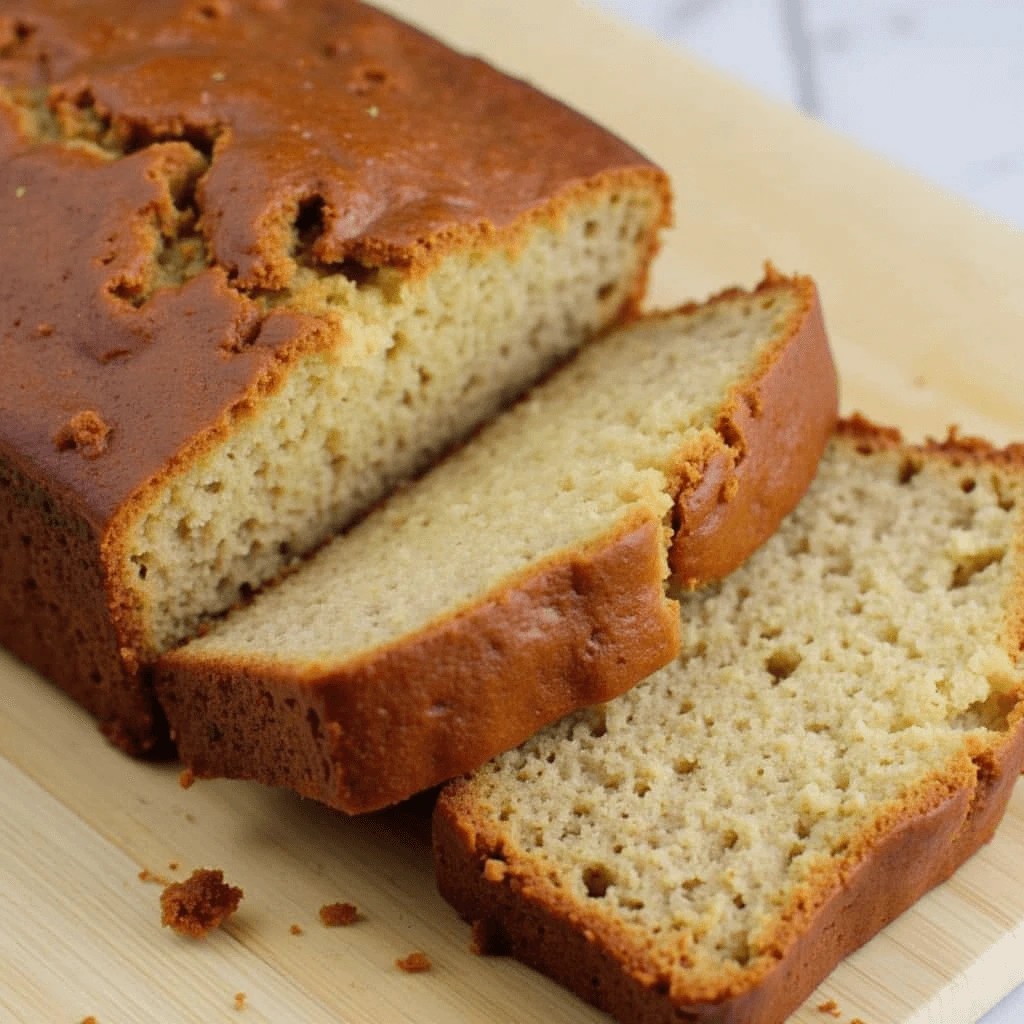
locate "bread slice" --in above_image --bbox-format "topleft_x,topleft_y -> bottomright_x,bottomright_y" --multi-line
155,270 -> 837,813
434,418 -> 1024,1024
0,0 -> 670,753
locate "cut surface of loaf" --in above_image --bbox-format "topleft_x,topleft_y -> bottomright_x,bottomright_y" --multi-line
434,419 -> 1024,1024
0,0 -> 670,753
156,271 -> 837,813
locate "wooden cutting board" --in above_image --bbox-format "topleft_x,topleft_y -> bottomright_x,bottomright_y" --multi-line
4,1 -> 1024,1021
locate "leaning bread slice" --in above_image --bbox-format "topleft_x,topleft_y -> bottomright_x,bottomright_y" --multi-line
156,270 -> 837,814
434,418 -> 1024,1024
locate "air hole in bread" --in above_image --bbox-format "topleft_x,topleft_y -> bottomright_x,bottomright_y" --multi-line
898,457 -> 922,484
950,547 -> 1006,589
765,648 -> 801,683
582,864 -> 613,898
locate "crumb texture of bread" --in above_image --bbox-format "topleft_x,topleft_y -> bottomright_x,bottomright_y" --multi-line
125,188 -> 660,655
157,273 -> 837,812
0,0 -> 669,752
183,284 -> 802,663
435,428 -> 1024,1024
319,901 -> 359,927
160,868 -> 243,939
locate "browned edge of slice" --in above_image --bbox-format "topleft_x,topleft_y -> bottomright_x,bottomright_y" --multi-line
670,265 -> 838,586
154,271 -> 838,813
431,423 -> 1024,1024
156,511 -> 680,813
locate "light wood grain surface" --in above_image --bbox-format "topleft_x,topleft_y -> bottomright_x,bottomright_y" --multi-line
6,1 -> 1024,1022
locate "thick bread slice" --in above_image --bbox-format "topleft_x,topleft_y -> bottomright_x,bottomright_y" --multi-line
434,419 -> 1024,1024
156,270 -> 837,814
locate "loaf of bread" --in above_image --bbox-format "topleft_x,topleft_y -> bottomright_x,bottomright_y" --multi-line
0,0 -> 671,753
156,270 -> 837,813
434,419 -> 1024,1024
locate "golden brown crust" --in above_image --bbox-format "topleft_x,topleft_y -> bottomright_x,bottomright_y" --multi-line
0,0 -> 669,752
432,429 -> 1024,1024
157,512 -> 681,813
671,271 -> 838,585
0,444 -> 164,754
838,412 -> 1024,469
434,712 -> 1024,1022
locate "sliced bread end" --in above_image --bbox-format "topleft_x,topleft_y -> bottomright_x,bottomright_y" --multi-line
434,419 -> 1024,1023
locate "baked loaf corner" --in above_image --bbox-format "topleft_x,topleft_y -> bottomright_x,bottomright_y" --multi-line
434,419 -> 1024,1024
0,0 -> 670,753
156,269 -> 837,813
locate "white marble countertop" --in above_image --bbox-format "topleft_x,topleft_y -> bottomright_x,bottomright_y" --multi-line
594,0 -> 1024,230
592,1 -> 1024,1021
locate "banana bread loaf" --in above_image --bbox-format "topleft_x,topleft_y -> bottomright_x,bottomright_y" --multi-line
434,418 -> 1024,1024
156,270 -> 837,813
0,0 -> 670,753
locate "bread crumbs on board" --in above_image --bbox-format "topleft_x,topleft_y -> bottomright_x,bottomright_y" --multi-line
160,868 -> 243,938
396,952 -> 431,973
179,767 -> 196,789
817,1001 -> 841,1017
80,1017 -> 98,1024
319,901 -> 359,926
233,992 -> 246,1011
138,868 -> 170,885
290,923 -> 304,935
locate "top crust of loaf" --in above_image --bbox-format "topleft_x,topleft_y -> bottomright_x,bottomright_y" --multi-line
0,0 -> 669,529
434,421 -> 1024,1022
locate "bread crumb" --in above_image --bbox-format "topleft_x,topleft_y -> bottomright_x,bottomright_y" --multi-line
138,868 -> 170,885
319,901 -> 359,926
168,861 -> 180,872
54,410 -> 112,459
817,1001 -> 841,1018
80,1017 -> 98,1024
483,858 -> 506,883
179,768 -> 196,789
36,322 -> 54,337
290,923 -> 303,935
396,951 -> 431,973
233,992 -> 246,1011
160,868 -> 243,938
14,184 -> 26,198
850,1019 -> 867,1024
